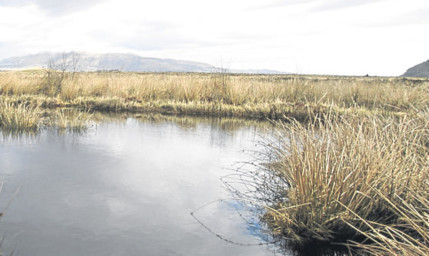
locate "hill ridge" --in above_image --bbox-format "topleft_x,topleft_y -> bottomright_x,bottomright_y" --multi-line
403,60 -> 429,77
0,52 -> 286,74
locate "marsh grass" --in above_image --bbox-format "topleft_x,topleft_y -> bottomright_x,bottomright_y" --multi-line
0,100 -> 41,132
345,190 -> 429,256
344,109 -> 429,255
244,109 -> 429,253
1,71 -> 428,120
0,99 -> 93,133
54,108 -> 94,133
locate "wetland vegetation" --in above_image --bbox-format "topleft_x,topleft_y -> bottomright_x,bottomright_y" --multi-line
1,70 -> 428,121
251,111 -> 429,255
0,70 -> 428,255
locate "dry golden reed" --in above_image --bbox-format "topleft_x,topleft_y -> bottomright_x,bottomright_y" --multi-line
1,70 -> 428,120
257,109 -> 428,253
0,99 -> 41,132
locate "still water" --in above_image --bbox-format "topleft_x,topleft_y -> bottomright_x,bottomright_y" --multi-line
0,116 -> 280,256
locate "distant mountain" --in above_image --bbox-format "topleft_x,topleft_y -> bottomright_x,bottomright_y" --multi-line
0,52 -> 287,74
402,60 -> 429,77
0,52 -> 216,73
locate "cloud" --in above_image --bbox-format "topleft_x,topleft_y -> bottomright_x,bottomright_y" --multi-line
356,7 -> 429,28
245,0 -> 314,10
246,0 -> 387,11
0,0 -> 108,15
314,0 -> 387,11
0,0 -> 428,76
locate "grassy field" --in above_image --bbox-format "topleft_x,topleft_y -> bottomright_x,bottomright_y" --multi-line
1,70 -> 428,121
1,70 -> 428,255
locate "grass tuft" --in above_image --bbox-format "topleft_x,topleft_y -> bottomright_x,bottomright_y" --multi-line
54,108 -> 93,133
0,100 -> 41,132
252,109 -> 428,253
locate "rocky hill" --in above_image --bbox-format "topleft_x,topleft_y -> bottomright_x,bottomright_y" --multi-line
402,60 -> 429,77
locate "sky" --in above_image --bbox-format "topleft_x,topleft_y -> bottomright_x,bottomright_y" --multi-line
0,0 -> 429,76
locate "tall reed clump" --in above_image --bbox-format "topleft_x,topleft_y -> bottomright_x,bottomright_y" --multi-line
0,100 -> 41,132
257,110 -> 429,252
347,189 -> 429,255
54,108 -> 93,133
347,109 -> 429,255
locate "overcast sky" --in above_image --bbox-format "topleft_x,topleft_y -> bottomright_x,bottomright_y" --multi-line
0,0 -> 428,75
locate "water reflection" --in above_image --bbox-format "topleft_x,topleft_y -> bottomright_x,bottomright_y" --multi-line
0,115 -> 277,256
0,130 -> 39,144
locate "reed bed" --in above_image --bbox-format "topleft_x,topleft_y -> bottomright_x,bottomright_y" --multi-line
0,99 -> 93,133
0,100 -> 41,132
250,109 -> 428,254
0,70 -> 428,120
